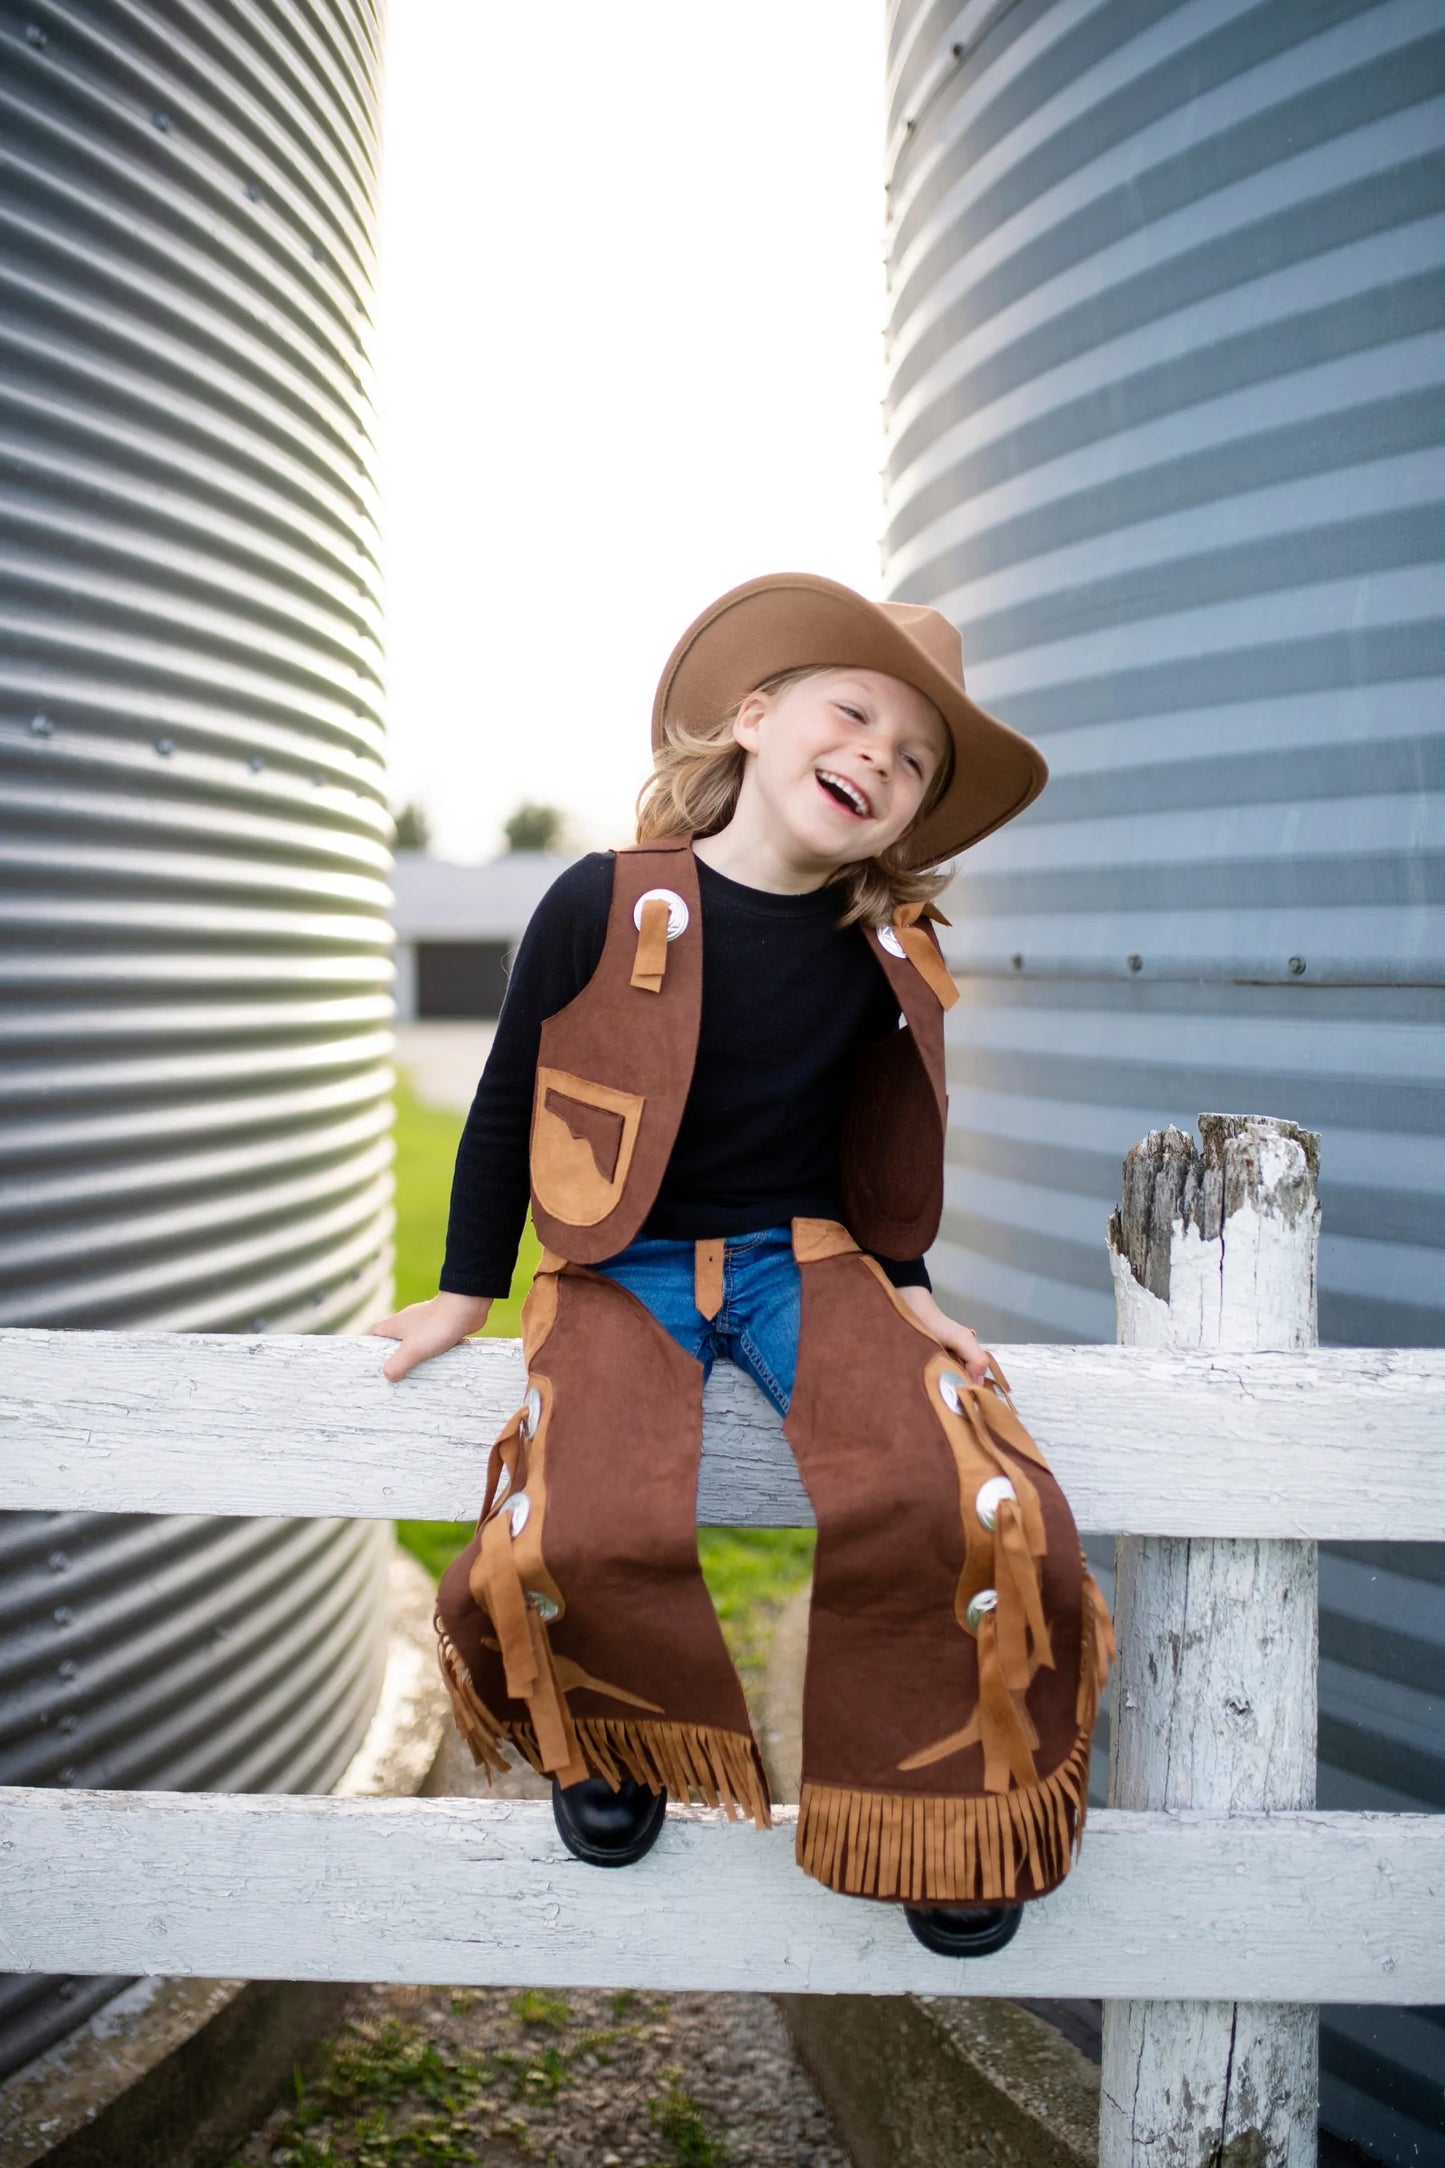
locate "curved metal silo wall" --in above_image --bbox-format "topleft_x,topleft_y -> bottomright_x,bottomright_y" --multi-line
882,1 -> 1444,2159
0,0 -> 395,2078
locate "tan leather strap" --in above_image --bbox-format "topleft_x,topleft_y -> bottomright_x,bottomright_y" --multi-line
471,1498 -> 590,1784
891,901 -> 960,1011
995,1496 -> 1054,1687
523,1607 -> 588,1782
473,1511 -> 537,1700
976,1609 -> 1041,1792
694,1237 -> 724,1321
630,895 -> 671,992
479,1408 -> 525,1522
895,1707 -> 982,1772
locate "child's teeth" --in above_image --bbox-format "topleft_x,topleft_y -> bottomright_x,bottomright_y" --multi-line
820,771 -> 864,814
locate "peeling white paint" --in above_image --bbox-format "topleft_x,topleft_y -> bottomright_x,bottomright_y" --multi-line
1103,1117 -> 1324,2168
0,1790 -> 1438,2004
2,1329 -> 1442,1540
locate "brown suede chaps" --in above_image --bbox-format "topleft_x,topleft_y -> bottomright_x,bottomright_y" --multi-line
435,1217 -> 1112,1909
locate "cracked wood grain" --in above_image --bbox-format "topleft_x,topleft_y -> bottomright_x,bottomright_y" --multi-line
2,1329 -> 1441,1538
0,1790 -> 1438,2003
1102,1117 -> 1323,2168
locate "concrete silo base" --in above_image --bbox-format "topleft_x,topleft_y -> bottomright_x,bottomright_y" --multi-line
0,1544 -> 450,2168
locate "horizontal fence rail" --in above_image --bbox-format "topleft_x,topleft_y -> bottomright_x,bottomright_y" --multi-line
3,1329 -> 1444,1539
2,1324 -> 1443,2008
0,1791 -> 1439,2005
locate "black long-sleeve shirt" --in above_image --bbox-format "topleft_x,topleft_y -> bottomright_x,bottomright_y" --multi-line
439,850 -> 932,1298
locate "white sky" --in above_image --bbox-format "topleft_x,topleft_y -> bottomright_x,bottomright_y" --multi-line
371,0 -> 888,861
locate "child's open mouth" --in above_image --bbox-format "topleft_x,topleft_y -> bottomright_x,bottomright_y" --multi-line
816,769 -> 872,820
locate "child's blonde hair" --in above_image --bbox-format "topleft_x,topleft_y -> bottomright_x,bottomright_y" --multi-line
634,666 -> 955,927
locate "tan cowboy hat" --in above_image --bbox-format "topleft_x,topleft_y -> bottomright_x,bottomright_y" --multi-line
651,571 -> 1048,866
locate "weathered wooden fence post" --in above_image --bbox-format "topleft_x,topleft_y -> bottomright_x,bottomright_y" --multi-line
1100,1113 -> 1321,2168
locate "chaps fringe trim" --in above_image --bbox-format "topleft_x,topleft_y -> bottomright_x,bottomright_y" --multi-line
435,1617 -> 772,1828
796,1565 -> 1106,1904
510,1713 -> 773,1831
795,1726 -> 1092,1904
435,1616 -> 511,1780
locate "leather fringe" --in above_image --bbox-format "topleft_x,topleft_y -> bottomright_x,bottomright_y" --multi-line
510,1713 -> 773,1831
796,1725 -> 1092,1904
796,1565 -> 1108,1904
434,1618 -> 772,1828
434,1616 -> 511,1781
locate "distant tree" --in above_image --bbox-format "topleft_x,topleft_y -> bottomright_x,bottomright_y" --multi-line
392,800 -> 431,851
503,802 -> 565,853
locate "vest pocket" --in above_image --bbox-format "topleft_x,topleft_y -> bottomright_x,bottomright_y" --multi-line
530,1065 -> 646,1227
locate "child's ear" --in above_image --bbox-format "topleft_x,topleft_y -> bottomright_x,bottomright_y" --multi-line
732,692 -> 767,753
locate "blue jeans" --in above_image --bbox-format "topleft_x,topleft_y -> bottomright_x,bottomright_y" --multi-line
590,1225 -> 800,1415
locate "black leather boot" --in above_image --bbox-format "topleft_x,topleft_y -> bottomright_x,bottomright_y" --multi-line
904,1902 -> 1023,1956
551,1774 -> 668,1866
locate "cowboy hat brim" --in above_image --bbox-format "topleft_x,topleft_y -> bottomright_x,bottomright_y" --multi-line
650,572 -> 1048,867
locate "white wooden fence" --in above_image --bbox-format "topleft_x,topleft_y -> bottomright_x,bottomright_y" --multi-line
2,1116 -> 1443,2167
2,1325 -> 1441,2006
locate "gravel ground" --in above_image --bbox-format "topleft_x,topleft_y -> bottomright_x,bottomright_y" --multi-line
224,1975 -> 851,2168
225,1704 -> 853,2168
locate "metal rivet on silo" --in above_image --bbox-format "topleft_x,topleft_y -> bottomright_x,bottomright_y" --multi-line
312,241 -> 326,261
56,1978 -> 77,1997
1288,955 -> 1306,975
59,1659 -> 79,1678
24,23 -> 47,45
53,1606 -> 75,1626
58,1713 -> 79,1733
155,736 -> 174,756
29,712 -> 53,736
1011,953 -> 1023,970
249,754 -> 266,772
152,110 -> 171,131
1127,953 -> 1142,972
48,1549 -> 69,1572
244,180 -> 261,202
250,1316 -> 267,1332
312,774 -> 326,788
58,1767 -> 79,1788
212,1623 -> 232,1641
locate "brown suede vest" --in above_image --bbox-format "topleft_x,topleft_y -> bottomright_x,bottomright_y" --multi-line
528,835 -> 949,1264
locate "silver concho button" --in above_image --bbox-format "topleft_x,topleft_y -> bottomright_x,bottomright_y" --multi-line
975,1476 -> 1017,1531
506,1491 -> 531,1536
519,1385 -> 542,1439
937,1369 -> 968,1415
525,1589 -> 559,1622
878,926 -> 906,959
633,888 -> 689,941
966,1588 -> 998,1633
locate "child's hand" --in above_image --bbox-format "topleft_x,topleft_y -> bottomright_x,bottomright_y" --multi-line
892,1285 -> 993,1384
368,1292 -> 494,1381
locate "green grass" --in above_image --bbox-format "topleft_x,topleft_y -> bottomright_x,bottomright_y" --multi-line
387,1070 -> 540,1334
648,2075 -> 732,2166
388,1064 -> 814,1664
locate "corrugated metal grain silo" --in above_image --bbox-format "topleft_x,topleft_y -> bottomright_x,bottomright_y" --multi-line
882,1 -> 1444,2160
0,0 -> 395,2077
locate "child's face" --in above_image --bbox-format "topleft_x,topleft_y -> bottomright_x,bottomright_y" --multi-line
733,667 -> 951,867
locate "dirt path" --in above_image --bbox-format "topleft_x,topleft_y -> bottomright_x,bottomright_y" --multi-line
224,1974 -> 849,2168
226,1692 -> 851,2168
